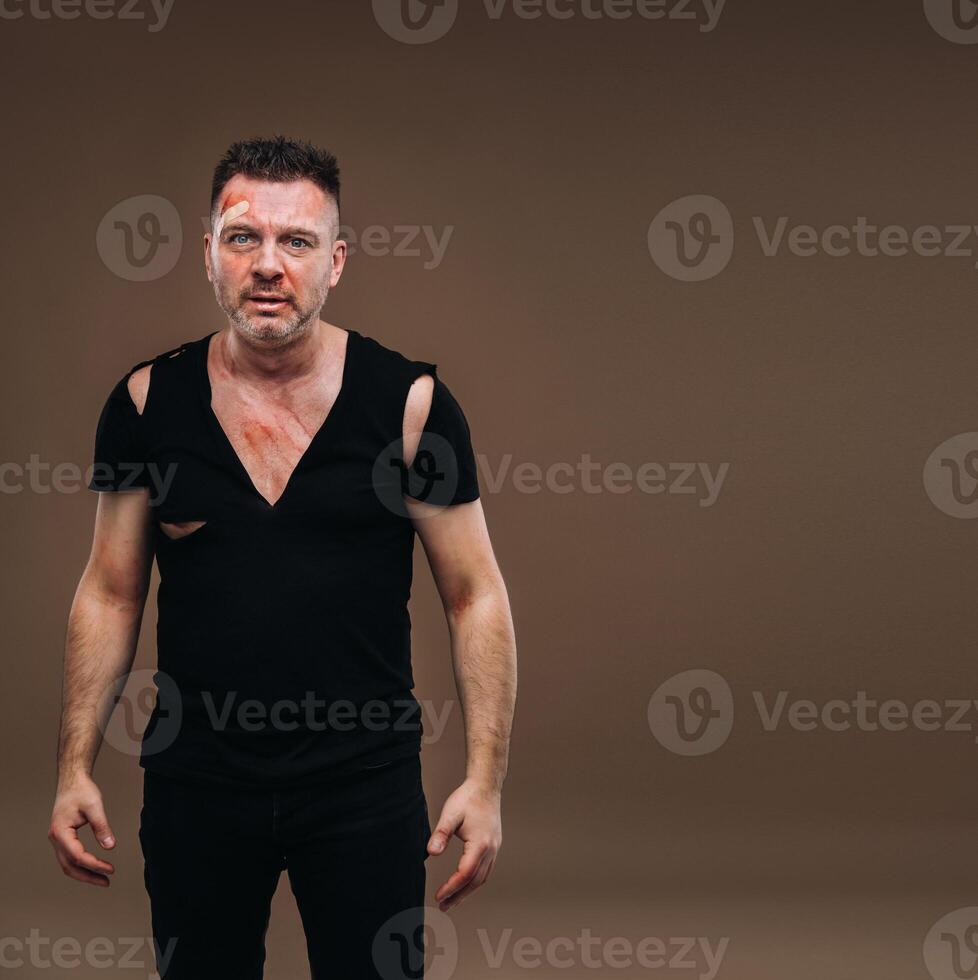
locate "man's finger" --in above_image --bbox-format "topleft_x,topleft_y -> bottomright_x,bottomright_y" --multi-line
440,867 -> 490,911
55,851 -> 110,888
435,841 -> 490,906
438,850 -> 493,911
427,811 -> 462,856
62,832 -> 115,875
449,854 -> 495,908
83,801 -> 117,849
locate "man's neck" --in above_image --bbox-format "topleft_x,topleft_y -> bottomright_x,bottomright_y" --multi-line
216,320 -> 342,392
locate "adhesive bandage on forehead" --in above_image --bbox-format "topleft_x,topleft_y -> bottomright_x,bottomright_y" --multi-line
214,199 -> 250,238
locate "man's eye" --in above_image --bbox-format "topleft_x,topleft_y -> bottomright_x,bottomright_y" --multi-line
289,238 -> 309,249
230,234 -> 251,245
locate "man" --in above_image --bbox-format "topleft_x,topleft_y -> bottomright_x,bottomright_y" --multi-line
48,136 -> 518,979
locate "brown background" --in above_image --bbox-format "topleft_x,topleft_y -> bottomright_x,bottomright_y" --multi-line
2,0 -> 977,977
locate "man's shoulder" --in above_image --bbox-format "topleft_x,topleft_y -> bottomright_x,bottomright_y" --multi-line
355,328 -> 437,381
110,332 -> 211,414
116,332 -> 211,379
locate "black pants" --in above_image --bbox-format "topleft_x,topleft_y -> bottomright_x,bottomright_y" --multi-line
138,753 -> 431,979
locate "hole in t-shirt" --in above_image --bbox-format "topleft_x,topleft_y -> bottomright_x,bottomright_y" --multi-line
402,372 -> 435,470
159,520 -> 207,541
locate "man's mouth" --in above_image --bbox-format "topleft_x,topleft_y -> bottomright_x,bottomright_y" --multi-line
246,295 -> 290,308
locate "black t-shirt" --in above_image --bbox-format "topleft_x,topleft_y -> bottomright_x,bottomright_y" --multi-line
89,328 -> 480,787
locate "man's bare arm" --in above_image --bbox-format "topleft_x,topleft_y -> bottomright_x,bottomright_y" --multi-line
412,498 -> 517,792
410,496 -> 517,912
403,373 -> 518,912
49,489 -> 154,886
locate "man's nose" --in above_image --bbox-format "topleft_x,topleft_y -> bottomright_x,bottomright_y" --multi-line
250,239 -> 286,280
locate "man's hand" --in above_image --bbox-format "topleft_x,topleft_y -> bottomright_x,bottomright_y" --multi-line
48,775 -> 116,887
427,779 -> 502,912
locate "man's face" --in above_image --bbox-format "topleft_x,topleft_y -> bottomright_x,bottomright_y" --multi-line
204,175 -> 346,345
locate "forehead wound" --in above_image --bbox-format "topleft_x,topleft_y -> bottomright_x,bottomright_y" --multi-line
214,196 -> 250,236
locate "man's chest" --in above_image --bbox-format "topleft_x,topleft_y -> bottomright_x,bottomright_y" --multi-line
210,383 -> 341,506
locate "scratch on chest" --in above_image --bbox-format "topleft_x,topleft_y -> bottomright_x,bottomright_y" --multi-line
240,419 -> 307,461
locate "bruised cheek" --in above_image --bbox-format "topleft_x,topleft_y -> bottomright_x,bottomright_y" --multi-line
214,213 -> 251,279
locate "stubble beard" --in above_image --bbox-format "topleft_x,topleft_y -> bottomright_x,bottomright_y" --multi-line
215,275 -> 332,348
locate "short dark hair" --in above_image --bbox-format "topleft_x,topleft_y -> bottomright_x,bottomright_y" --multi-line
210,135 -> 341,226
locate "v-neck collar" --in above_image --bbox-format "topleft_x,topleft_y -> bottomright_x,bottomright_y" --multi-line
196,327 -> 358,510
